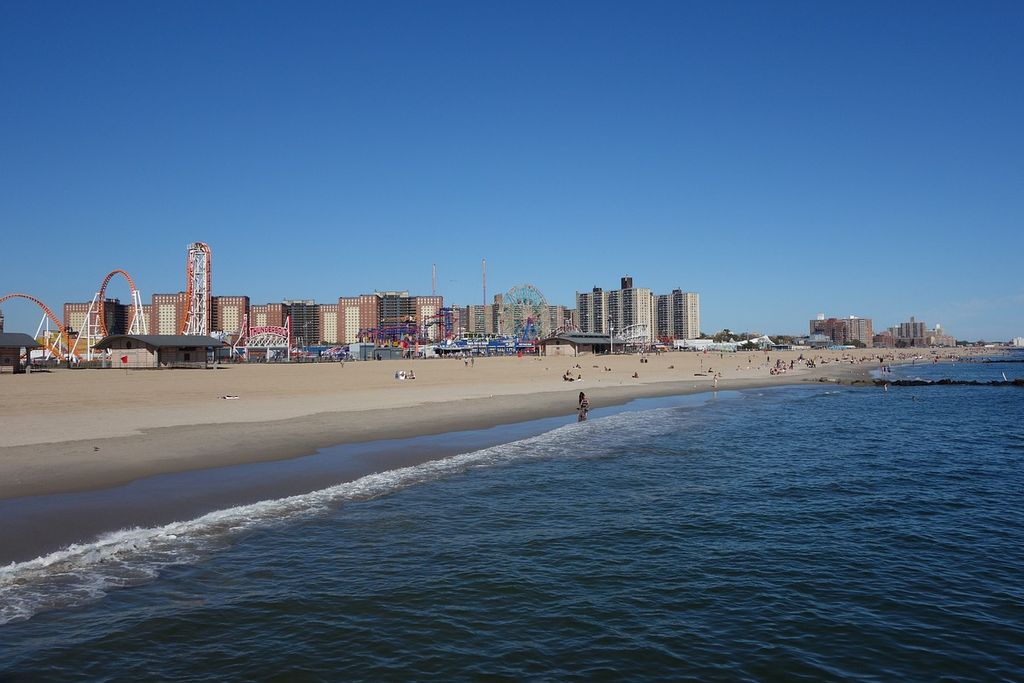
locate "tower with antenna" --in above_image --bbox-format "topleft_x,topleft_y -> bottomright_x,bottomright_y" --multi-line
432,264 -> 437,296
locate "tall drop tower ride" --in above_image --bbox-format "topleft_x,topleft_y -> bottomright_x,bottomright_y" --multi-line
181,242 -> 212,335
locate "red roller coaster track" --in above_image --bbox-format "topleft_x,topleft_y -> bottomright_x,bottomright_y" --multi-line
97,269 -> 141,337
0,292 -> 74,361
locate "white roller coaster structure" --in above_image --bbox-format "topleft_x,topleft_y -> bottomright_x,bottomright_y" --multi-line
618,323 -> 651,348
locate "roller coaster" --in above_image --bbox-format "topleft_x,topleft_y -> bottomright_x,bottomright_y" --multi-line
3,243 -> 210,365
3,267 -> 150,363
0,292 -> 76,362
180,242 -> 211,335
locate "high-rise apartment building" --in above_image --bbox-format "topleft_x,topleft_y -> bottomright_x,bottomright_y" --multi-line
150,293 -> 186,335
63,299 -> 128,338
252,303 -> 287,328
63,302 -> 93,338
655,290 -> 700,340
284,300 -> 320,345
576,287 -> 606,334
319,304 -> 338,344
337,294 -> 377,344
545,305 -> 572,333
462,304 -> 497,336
416,295 -> 444,342
211,296 -> 249,335
897,316 -> 927,346
336,292 -> 444,344
846,317 -> 873,346
578,277 -> 655,342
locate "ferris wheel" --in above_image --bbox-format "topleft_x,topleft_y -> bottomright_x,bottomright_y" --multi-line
498,283 -> 549,340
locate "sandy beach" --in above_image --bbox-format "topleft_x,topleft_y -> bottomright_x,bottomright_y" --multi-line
0,347 -> 978,502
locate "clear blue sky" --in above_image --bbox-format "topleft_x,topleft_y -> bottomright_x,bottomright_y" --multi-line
2,1 -> 1022,340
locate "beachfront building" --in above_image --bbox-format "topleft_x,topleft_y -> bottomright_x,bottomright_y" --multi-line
655,290 -> 700,341
0,332 -> 41,373
539,331 -> 615,357
93,334 -> 223,369
1013,337 -> 1024,348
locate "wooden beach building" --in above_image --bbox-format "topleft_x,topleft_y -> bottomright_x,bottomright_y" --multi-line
538,332 -> 618,357
93,335 -> 224,369
0,333 -> 41,373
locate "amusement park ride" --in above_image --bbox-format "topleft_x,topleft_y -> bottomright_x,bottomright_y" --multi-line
2,267 -> 153,363
2,242 -> 580,364
0,292 -> 75,362
1,242 -> 214,364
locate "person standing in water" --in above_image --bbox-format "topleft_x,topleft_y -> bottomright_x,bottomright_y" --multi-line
578,391 -> 590,421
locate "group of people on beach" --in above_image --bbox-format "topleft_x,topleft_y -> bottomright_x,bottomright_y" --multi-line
563,364 -> 583,382
394,370 -> 416,380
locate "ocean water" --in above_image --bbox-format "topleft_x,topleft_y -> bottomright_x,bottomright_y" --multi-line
2,361 -> 1023,680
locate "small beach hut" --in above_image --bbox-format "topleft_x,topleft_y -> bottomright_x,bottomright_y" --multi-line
0,333 -> 42,373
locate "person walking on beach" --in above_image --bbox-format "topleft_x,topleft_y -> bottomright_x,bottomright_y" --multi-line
577,391 -> 590,422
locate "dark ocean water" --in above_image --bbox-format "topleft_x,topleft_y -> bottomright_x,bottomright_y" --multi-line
2,360 -> 1023,681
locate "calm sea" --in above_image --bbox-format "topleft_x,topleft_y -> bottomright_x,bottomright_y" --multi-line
2,357 -> 1023,680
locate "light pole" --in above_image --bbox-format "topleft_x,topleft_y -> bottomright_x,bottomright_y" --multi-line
609,314 -> 614,355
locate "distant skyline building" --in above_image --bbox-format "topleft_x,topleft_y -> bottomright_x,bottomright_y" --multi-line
211,296 -> 249,336
283,300 -> 320,346
462,303 -> 497,336
895,316 -> 928,346
150,293 -> 185,335
62,298 -> 129,340
810,314 -> 874,347
318,303 -> 338,344
926,323 -> 956,348
336,291 -> 444,344
250,303 -> 287,329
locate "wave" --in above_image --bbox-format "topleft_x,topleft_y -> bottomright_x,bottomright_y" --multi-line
0,403 -> 696,625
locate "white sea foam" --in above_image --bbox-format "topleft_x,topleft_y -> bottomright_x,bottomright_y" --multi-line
0,404 -> 693,625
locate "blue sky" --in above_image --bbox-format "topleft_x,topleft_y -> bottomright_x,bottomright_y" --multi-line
1,1 -> 1022,340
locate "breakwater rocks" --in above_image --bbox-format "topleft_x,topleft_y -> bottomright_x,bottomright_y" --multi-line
872,378 -> 1024,388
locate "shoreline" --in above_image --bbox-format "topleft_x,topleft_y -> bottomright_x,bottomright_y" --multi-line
0,348 -> 985,564
0,352 -> 894,502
